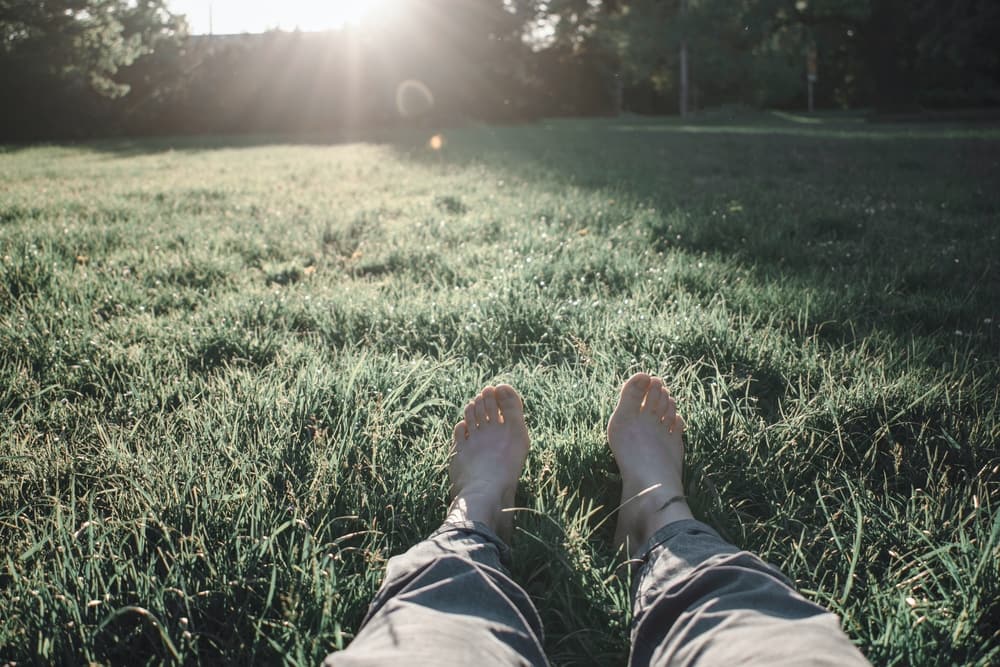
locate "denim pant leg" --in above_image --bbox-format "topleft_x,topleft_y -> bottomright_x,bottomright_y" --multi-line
324,521 -> 548,667
629,519 -> 871,667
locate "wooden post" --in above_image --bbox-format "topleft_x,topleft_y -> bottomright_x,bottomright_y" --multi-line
807,45 -> 818,112
613,72 -> 623,116
679,0 -> 689,118
680,40 -> 689,118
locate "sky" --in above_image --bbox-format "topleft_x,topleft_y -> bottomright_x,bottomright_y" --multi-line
168,0 -> 382,35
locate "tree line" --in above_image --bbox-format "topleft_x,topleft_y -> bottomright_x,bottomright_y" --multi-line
2,0 -> 998,141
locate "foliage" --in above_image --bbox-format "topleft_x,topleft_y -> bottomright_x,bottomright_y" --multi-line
0,0 -> 184,139
3,0 -> 1000,140
0,0 -> 183,97
563,0 -> 1000,112
743,0 -> 1000,109
1,114 -> 998,665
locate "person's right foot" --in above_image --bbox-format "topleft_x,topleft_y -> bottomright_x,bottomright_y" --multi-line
607,373 -> 693,556
447,384 -> 530,543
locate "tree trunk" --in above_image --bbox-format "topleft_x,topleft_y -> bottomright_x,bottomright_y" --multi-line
679,0 -> 689,117
680,39 -> 689,117
612,71 -> 624,115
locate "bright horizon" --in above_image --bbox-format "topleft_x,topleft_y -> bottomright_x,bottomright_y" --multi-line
168,0 -> 391,35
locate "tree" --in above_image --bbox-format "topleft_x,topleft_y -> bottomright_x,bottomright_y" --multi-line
606,0 -> 760,113
1,0 -> 184,96
515,0 -> 627,114
0,0 -> 184,138
592,0 -> 1000,113
750,0 -> 1000,111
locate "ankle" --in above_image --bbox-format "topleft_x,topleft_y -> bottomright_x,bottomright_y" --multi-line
641,500 -> 694,544
448,486 -> 507,529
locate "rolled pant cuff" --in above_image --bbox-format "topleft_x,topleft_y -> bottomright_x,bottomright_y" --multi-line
636,518 -> 723,563
430,520 -> 513,566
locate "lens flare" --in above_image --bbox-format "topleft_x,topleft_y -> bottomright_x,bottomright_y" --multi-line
396,79 -> 435,118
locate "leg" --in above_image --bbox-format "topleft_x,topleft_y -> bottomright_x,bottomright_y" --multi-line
608,374 -> 870,667
325,385 -> 548,667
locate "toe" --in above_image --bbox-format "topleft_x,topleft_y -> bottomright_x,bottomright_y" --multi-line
662,393 -> 677,425
663,388 -> 677,424
474,394 -> 487,426
644,377 -> 666,415
453,420 -> 468,441
495,384 -> 523,424
482,386 -> 499,423
670,412 -> 686,434
464,401 -> 477,429
618,373 -> 652,414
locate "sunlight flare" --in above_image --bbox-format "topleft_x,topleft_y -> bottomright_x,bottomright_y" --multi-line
170,0 -> 399,34
396,79 -> 436,118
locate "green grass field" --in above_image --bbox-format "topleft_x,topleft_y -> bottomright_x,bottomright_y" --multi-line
2,112 -> 998,665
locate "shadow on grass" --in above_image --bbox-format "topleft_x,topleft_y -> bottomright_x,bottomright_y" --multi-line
7,111 -> 996,352
390,113 -> 1000,354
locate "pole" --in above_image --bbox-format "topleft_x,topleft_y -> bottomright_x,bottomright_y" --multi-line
806,44 -> 817,113
209,1 -> 214,36
680,40 -> 688,118
679,0 -> 689,118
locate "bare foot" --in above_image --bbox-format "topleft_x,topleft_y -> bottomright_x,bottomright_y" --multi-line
607,373 -> 693,556
447,384 -> 530,543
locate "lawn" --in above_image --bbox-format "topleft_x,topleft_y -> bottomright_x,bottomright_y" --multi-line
1,112 -> 998,665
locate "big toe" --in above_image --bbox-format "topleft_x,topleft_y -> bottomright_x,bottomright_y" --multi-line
495,384 -> 524,424
616,373 -> 652,415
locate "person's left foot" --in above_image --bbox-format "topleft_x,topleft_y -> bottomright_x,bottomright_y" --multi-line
447,385 -> 530,542
607,373 -> 693,556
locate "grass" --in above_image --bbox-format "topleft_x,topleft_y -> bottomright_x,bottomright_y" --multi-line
1,111 -> 998,665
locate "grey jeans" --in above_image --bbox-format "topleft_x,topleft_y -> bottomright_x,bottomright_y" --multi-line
324,519 -> 871,666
